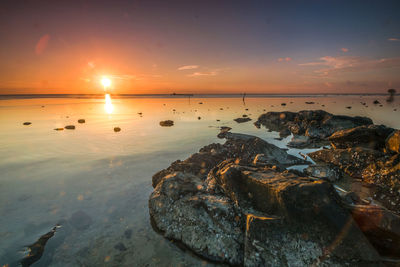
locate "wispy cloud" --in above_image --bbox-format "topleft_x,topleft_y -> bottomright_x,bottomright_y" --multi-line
299,56 -> 400,76
178,65 -> 199,70
35,34 -> 50,55
278,57 -> 292,62
187,71 -> 217,77
388,38 -> 399,42
109,74 -> 140,80
341,48 -> 349,52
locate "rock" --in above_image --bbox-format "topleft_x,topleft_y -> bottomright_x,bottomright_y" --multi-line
281,103 -> 286,106
20,226 -> 58,267
54,128 -> 64,131
287,134 -> 328,149
346,106 -> 352,109
114,242 -> 127,252
308,147 -> 383,178
305,101 -> 315,104
159,120 -> 174,127
69,210 -> 92,230
349,205 -> 400,257
373,100 -> 380,104
149,172 -> 244,265
304,164 -> 342,181
65,125 -> 75,129
78,119 -> 85,123
278,127 -> 291,138
217,126 -> 232,138
210,162 -> 381,265
114,127 -> 121,132
234,117 -> 252,123
386,130 -> 400,153
328,125 -> 394,150
149,132 -> 386,265
198,116 -> 201,120
124,229 -> 132,239
23,122 -> 31,125
255,110 -> 373,142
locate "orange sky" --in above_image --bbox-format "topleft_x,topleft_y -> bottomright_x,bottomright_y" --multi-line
0,0 -> 399,94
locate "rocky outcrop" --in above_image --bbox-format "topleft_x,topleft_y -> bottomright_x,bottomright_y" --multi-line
255,110 -> 373,144
328,125 -> 394,150
149,131 -> 393,265
386,130 -> 400,154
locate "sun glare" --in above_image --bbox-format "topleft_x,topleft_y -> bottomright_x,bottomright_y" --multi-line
101,77 -> 111,89
105,93 -> 114,114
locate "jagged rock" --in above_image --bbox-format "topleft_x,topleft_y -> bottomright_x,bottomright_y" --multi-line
255,110 -> 373,143
386,130 -> 400,154
350,205 -> 400,257
210,162 -> 381,265
304,164 -> 342,181
328,125 -> 394,150
149,172 -> 244,265
308,147 -> 383,178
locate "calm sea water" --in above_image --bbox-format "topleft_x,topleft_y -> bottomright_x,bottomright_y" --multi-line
0,95 -> 399,266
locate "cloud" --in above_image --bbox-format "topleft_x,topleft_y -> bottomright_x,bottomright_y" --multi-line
35,34 -> 50,55
299,56 -> 400,76
178,65 -> 199,70
187,71 -> 217,77
388,38 -> 399,41
278,57 -> 292,62
341,48 -> 349,52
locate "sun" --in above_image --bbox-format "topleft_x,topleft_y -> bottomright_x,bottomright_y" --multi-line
101,76 -> 111,88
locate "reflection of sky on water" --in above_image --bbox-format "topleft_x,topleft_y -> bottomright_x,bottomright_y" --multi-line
0,96 -> 399,266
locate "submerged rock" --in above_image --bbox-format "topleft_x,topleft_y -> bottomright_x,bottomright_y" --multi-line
69,210 -> 92,230
159,120 -> 174,127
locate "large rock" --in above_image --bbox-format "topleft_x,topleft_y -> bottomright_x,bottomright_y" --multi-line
328,125 -> 394,150
149,172 -> 244,265
386,130 -> 400,154
209,162 -> 381,265
255,110 -> 373,142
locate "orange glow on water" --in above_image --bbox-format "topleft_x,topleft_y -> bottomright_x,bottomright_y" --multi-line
105,94 -> 114,114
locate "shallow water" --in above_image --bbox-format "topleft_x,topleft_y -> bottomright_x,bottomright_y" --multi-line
0,95 -> 399,266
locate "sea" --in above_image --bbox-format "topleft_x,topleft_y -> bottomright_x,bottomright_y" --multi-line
0,94 -> 399,266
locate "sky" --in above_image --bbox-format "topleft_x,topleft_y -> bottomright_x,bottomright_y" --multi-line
0,0 -> 399,94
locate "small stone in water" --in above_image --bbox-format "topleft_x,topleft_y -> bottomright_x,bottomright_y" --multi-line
65,125 -> 75,129
114,242 -> 127,251
78,119 -> 85,123
23,122 -> 31,125
54,128 -> 64,131
114,127 -> 121,132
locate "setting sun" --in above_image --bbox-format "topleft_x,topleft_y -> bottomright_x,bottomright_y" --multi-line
101,77 -> 111,89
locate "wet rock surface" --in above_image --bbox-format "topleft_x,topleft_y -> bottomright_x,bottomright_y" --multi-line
149,118 -> 400,265
234,117 -> 252,123
254,110 -> 373,147
159,120 -> 174,127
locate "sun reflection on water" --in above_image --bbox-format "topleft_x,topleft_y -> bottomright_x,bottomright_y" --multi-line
105,94 -> 114,114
